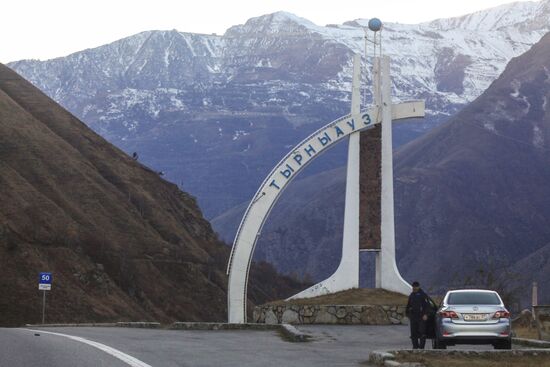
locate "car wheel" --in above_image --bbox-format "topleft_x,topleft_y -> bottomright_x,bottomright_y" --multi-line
432,337 -> 446,349
494,340 -> 512,350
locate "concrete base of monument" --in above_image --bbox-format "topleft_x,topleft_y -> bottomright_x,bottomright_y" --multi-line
253,288 -> 409,325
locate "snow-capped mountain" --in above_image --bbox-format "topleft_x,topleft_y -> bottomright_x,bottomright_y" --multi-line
427,0 -> 544,31
8,1 -> 550,218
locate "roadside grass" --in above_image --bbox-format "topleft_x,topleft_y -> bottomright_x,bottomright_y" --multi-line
394,354 -> 550,367
514,326 -> 539,340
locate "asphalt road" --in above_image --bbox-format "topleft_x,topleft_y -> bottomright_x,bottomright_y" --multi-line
0,328 -> 129,367
0,325 -> 514,367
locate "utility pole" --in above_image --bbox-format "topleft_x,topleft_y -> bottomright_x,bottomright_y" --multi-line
532,282 -> 538,319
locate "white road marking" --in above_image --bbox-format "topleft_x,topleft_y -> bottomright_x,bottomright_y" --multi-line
25,329 -> 153,367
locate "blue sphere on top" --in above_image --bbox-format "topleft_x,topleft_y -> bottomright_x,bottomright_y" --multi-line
368,18 -> 382,32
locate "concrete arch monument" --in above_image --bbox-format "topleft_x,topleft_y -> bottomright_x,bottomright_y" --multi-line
227,50 -> 425,323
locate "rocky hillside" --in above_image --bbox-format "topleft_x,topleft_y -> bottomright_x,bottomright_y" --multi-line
394,30 -> 550,303
215,31 -> 550,306
0,64 -> 302,327
8,1 -> 550,218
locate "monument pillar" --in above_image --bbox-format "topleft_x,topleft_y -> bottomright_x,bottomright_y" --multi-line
378,56 -> 411,294
359,55 -> 410,294
339,52 -> 362,290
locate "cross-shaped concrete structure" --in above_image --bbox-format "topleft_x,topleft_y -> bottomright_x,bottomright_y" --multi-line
227,52 -> 425,323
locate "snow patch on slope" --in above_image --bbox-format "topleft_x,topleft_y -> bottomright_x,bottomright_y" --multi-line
427,1 -> 539,31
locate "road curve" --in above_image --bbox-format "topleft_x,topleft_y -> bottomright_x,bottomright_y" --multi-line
0,325 -> 509,367
0,328 -> 134,367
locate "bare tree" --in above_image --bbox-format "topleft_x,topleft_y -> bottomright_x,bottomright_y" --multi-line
450,262 -> 525,312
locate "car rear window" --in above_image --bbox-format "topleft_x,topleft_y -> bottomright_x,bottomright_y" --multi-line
447,292 -> 500,305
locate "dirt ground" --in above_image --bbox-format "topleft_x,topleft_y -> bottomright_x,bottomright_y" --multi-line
514,326 -> 540,340
266,288 -> 408,306
395,354 -> 550,367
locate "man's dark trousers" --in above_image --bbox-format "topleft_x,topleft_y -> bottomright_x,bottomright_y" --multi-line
409,314 -> 427,349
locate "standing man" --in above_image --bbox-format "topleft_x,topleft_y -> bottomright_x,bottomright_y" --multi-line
406,281 -> 431,349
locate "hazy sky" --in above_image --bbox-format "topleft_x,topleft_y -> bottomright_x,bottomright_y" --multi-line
0,0 -> 536,63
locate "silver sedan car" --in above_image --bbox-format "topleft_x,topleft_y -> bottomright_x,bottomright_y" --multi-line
433,289 -> 511,349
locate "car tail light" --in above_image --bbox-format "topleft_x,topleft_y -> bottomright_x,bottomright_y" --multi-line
439,310 -> 459,319
493,311 -> 511,319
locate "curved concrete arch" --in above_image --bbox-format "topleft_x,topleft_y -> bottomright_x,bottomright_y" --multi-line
226,99 -> 424,323
226,110 -> 377,323
227,52 -> 425,324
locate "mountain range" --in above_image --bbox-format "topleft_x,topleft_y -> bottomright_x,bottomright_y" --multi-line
8,0 -> 550,219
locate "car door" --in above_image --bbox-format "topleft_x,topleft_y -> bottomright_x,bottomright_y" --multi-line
425,297 -> 439,339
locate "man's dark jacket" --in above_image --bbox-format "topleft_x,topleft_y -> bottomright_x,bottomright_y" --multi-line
406,289 -> 431,318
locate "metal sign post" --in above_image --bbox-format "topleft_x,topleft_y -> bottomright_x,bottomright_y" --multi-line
38,272 -> 52,324
42,290 -> 46,324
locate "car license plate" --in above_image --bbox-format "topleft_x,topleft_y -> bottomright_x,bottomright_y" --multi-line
464,313 -> 487,321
